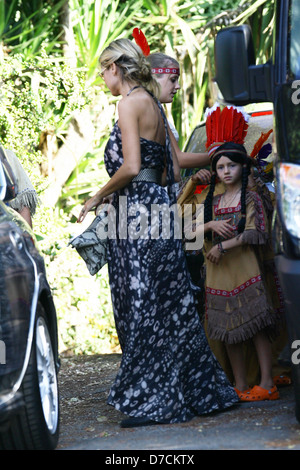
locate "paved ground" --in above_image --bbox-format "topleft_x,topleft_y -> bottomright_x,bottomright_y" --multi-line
56,353 -> 300,451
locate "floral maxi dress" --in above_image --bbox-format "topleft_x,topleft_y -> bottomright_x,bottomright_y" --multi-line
104,96 -> 238,423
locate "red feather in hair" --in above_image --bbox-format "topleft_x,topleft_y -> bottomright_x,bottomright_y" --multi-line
132,28 -> 150,56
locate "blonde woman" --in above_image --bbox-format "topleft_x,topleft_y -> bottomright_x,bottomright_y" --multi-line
78,38 -> 238,428
149,52 -> 210,168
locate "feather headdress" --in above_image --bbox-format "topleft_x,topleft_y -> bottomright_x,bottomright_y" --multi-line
205,103 -> 250,158
132,28 -> 150,56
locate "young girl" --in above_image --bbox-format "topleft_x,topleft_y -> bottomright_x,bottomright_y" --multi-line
203,141 -> 280,401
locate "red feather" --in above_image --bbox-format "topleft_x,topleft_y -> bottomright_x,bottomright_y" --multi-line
250,129 -> 273,158
132,28 -> 150,56
231,109 -> 240,142
205,104 -> 249,152
214,106 -> 220,144
222,107 -> 233,142
233,111 -> 248,144
218,107 -> 226,142
205,113 -> 212,148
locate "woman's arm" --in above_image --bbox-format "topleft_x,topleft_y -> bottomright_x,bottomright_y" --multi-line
169,129 -> 210,169
167,122 -> 181,182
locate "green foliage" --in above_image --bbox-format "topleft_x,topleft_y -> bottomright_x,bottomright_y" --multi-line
0,50 -> 88,183
36,205 -> 118,355
0,0 -> 66,57
0,48 -> 117,355
70,0 -> 142,79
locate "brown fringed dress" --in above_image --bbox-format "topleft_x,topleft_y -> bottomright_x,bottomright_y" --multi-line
204,190 -> 282,344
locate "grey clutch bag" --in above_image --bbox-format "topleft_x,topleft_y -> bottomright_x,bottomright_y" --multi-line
69,205 -> 109,275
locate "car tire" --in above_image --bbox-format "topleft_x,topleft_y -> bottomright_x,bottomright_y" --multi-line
0,302 -> 59,450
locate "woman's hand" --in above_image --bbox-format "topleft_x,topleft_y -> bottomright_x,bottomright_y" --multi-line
191,169 -> 211,184
208,218 -> 234,238
206,244 -> 223,265
95,196 -> 114,215
77,193 -> 103,223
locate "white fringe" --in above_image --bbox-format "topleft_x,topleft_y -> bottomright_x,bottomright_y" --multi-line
204,102 -> 250,122
9,190 -> 39,216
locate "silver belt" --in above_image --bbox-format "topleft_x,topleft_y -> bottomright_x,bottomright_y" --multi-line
132,168 -> 162,185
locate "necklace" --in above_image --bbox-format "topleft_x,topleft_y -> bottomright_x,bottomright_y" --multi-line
127,85 -> 142,96
221,188 -> 241,208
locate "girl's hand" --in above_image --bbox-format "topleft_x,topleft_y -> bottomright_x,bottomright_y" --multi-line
191,169 -> 211,184
209,218 -> 234,238
77,193 -> 103,223
206,244 -> 223,265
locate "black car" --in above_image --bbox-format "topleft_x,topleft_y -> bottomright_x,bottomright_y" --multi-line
0,151 -> 60,449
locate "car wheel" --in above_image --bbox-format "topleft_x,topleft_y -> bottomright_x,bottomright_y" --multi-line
0,302 -> 59,449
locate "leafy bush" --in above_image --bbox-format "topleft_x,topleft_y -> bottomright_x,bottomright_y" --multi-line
36,205 -> 119,355
0,51 -> 87,181
0,51 -> 119,355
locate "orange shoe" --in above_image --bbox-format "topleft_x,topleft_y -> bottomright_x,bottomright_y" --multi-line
239,385 -> 279,401
234,387 -> 251,399
273,375 -> 292,386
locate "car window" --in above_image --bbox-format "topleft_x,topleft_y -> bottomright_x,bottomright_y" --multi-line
184,123 -> 207,154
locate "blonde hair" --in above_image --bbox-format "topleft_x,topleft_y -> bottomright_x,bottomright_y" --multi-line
99,38 -> 160,98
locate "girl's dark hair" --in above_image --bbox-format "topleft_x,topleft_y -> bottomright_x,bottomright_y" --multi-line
204,142 -> 252,235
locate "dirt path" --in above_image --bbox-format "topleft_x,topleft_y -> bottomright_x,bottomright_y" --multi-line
57,354 -> 300,451
57,353 -> 122,449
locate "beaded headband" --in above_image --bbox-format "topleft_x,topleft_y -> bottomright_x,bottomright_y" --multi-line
211,148 -> 249,160
151,67 -> 180,75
